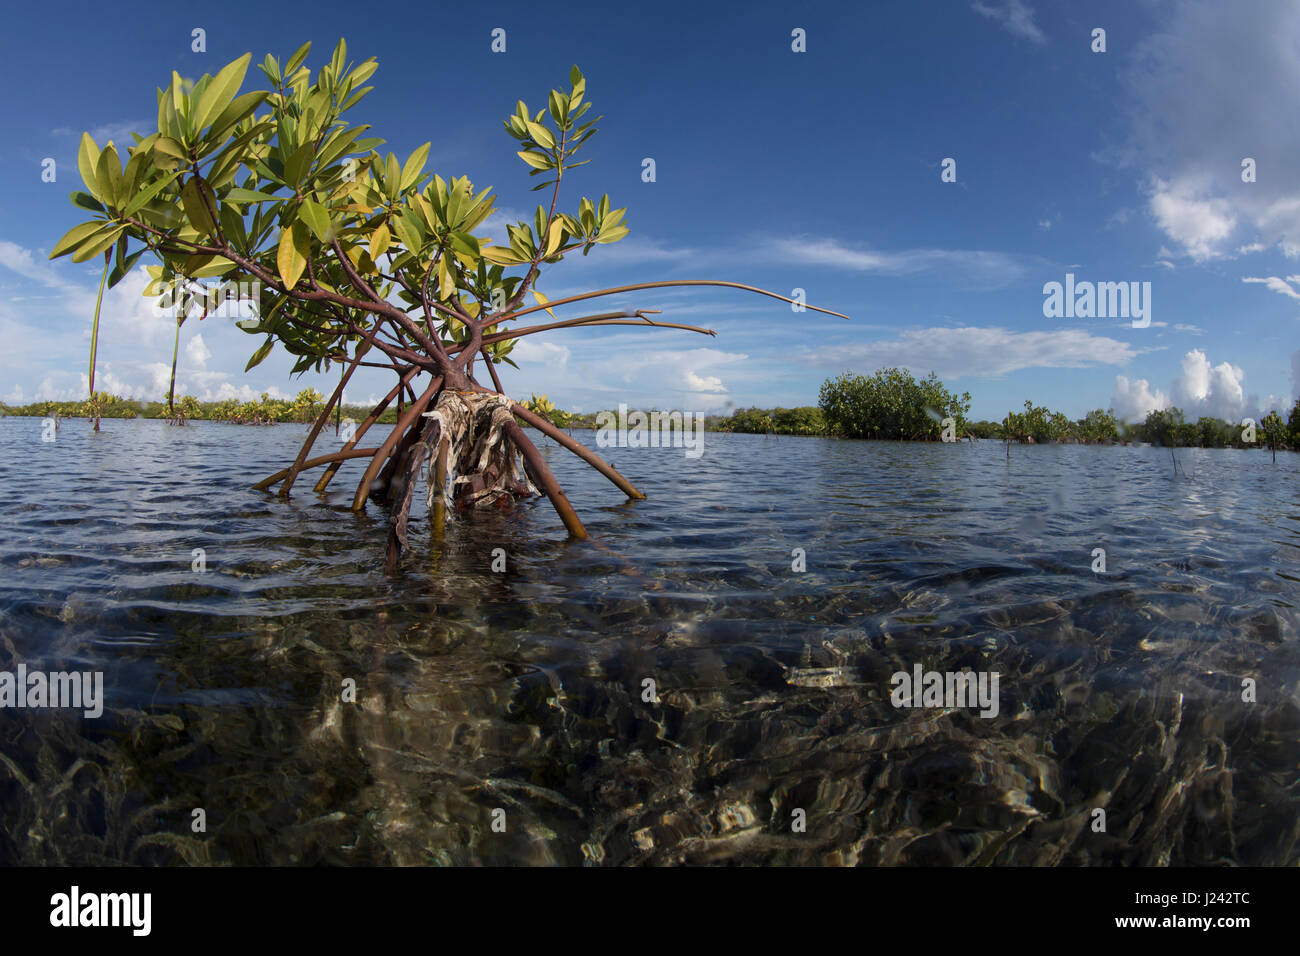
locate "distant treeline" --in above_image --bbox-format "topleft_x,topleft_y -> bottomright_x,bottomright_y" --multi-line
7,369 -> 1299,451
716,368 -> 1300,451
0,389 -> 400,425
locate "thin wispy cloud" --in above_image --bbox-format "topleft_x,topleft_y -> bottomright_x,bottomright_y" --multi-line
1243,274 -> 1300,302
971,0 -> 1046,44
799,326 -> 1140,379
763,237 -> 1038,288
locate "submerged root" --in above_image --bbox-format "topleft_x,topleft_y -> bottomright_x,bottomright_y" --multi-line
422,390 -> 538,511
384,390 -> 542,572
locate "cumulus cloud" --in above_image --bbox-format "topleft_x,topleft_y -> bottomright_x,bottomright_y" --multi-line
208,382 -> 289,402
185,333 -> 213,368
1112,349 -> 1262,422
511,339 -> 570,370
1148,178 -> 1237,262
800,326 -> 1141,379
682,370 -> 726,393
1173,349 -> 1248,419
1124,1 -> 1300,260
1112,375 -> 1169,423
971,0 -> 1046,44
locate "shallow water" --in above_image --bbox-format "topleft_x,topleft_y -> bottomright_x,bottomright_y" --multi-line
0,416 -> 1297,865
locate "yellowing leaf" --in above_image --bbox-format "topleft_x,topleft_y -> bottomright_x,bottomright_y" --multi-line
532,288 -> 556,318
370,222 -> 390,258
544,219 -> 564,257
277,220 -> 308,290
438,255 -> 456,301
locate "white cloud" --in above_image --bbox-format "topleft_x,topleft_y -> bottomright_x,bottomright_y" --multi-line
0,240 -> 77,290
971,0 -> 1045,44
763,237 -> 1034,287
1242,274 -> 1300,302
511,339 -> 570,370
800,326 -> 1141,379
1124,1 -> 1300,260
1112,349 -> 1265,423
1112,375 -> 1169,423
1172,349 -> 1248,420
682,370 -> 726,394
1148,178 -> 1237,262
185,333 -> 213,367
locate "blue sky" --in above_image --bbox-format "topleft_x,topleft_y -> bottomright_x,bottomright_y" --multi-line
2,0 -> 1298,422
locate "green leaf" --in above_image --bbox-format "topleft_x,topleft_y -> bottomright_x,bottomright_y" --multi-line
245,336 -> 274,371
283,142 -> 316,188
284,41 -> 312,77
260,54 -> 281,86
347,58 -> 378,88
390,211 -> 423,254
298,198 -> 333,243
206,91 -> 267,141
194,53 -> 251,133
189,256 -> 238,279
524,120 -> 555,149
481,245 -> 526,266
108,248 -> 146,289
516,150 -> 552,171
49,221 -> 105,260
94,143 -> 122,208
70,191 -> 103,213
180,177 -> 217,236
121,171 -> 181,218
71,225 -> 126,263
222,186 -> 280,204
548,91 -> 569,126
151,137 -> 188,169
383,153 -> 400,196
399,142 -> 430,192
77,134 -> 101,196
277,220 -> 309,290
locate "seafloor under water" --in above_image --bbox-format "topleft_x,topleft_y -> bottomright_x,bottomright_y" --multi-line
0,418 -> 1296,865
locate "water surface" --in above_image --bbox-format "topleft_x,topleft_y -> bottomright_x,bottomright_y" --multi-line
1,417 -> 1296,865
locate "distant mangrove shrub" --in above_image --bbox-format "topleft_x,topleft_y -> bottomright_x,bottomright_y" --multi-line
818,368 -> 970,440
717,406 -> 825,436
